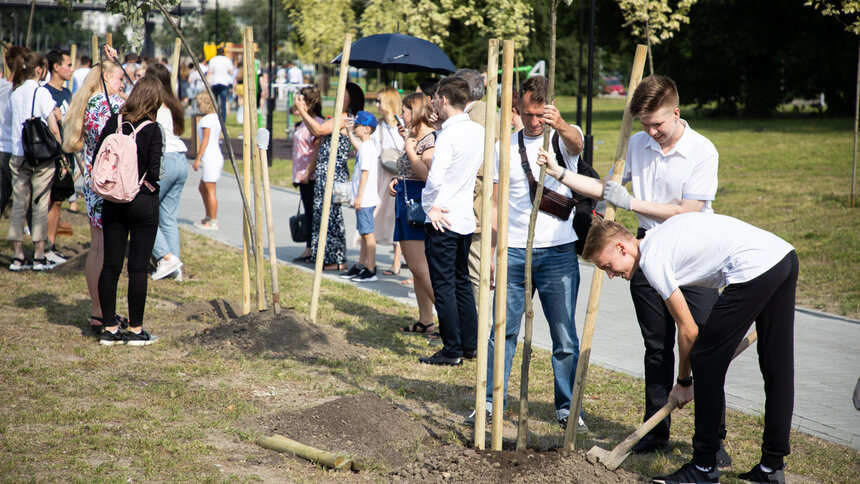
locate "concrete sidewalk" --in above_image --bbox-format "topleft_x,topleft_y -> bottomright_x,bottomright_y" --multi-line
172,161 -> 860,451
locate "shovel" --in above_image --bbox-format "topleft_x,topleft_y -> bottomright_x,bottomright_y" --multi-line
586,330 -> 758,470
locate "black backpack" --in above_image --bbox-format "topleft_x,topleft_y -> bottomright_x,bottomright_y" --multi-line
22,86 -> 63,165
552,132 -> 601,255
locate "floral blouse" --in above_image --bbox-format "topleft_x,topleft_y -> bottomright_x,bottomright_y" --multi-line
84,93 -> 125,179
396,131 -> 436,180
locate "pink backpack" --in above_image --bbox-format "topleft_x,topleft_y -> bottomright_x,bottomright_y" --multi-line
90,114 -> 154,203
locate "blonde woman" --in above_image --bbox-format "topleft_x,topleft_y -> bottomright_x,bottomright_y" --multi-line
372,87 -> 405,275
62,55 -> 126,333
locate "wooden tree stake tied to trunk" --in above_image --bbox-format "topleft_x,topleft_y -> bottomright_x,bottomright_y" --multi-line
91,35 -> 99,64
243,27 -> 268,312
517,0 -> 559,450
473,38 -> 500,451
151,0 -> 258,254
170,37 -> 182,93
309,34 -> 353,323
257,127 -> 282,315
491,40 -> 516,452
563,44 -> 649,451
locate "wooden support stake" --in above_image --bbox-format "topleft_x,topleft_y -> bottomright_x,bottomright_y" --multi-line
244,27 -> 267,311
1,45 -> 8,79
105,33 -> 112,48
257,434 -> 353,471
563,44 -> 648,451
91,35 -> 99,64
473,38 -> 500,450
68,44 -> 77,90
257,128 -> 281,314
170,37 -> 182,93
491,39 -> 515,451
241,35 -> 254,315
309,34 -> 353,323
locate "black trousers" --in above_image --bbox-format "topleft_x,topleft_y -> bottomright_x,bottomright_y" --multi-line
99,193 -> 159,327
299,181 -> 314,248
692,251 -> 798,469
630,269 -> 723,441
424,224 -> 477,358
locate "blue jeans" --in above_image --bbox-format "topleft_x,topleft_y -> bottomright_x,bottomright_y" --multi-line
152,152 -> 188,260
211,84 -> 230,120
485,242 -> 581,421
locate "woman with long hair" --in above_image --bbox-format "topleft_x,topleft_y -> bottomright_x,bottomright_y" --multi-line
294,82 -> 364,271
95,76 -> 164,346
372,87 -> 405,276
7,52 -> 60,271
145,63 -> 187,281
291,86 -> 323,262
1,46 -> 30,218
62,56 -> 126,333
389,93 -> 437,334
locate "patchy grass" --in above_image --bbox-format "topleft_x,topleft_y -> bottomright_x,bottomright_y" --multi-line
0,212 -> 856,482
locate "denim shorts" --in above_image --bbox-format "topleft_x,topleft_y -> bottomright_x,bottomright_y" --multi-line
356,206 -> 375,235
393,179 -> 426,242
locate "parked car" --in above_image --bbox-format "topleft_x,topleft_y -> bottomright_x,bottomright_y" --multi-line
601,76 -> 625,96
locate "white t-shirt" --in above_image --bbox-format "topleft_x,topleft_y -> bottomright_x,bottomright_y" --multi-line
157,106 -> 187,153
623,120 -> 718,231
287,66 -> 303,84
10,80 -> 58,157
207,55 -> 234,87
0,79 -> 14,153
494,126 -> 584,248
197,113 -> 223,164
72,67 -> 91,92
353,140 -> 380,207
639,212 -> 794,300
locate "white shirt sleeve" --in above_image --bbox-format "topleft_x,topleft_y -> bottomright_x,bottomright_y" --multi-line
682,150 -> 719,201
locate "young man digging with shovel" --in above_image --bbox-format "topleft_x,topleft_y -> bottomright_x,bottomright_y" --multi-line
568,212 -> 797,484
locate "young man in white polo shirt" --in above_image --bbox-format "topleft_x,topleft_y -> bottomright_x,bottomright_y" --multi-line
472,75 -> 587,430
582,214 -> 797,484
419,77 -> 485,366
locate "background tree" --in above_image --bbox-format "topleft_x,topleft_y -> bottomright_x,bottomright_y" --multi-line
615,0 -> 696,75
284,0 -> 355,92
806,0 -> 860,206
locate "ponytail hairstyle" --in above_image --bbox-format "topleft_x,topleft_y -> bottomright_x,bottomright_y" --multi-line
120,76 -> 164,124
12,52 -> 46,88
144,62 -> 185,135
4,46 -> 29,81
62,61 -> 122,153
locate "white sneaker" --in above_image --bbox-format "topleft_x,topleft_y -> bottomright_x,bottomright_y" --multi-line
44,250 -> 67,266
152,256 -> 183,280
193,219 -> 218,230
171,268 -> 183,282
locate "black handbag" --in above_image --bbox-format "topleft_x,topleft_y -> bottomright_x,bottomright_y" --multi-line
50,154 -> 76,202
22,86 -> 63,165
289,202 -> 309,243
402,178 -> 425,229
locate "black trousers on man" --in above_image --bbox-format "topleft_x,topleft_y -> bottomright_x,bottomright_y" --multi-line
691,251 -> 798,469
630,269 -> 723,441
424,224 -> 477,359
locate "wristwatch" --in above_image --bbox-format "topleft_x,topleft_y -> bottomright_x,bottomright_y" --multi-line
555,167 -> 567,182
677,376 -> 693,387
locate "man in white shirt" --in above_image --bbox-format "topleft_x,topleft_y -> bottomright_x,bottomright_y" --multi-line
601,76 -> 729,461
582,214 -> 798,484
206,48 -> 234,118
71,55 -> 91,93
287,61 -> 303,84
419,77 -> 484,366
474,75 -> 587,430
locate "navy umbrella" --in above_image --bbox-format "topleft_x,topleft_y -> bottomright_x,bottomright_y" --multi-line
331,33 -> 456,74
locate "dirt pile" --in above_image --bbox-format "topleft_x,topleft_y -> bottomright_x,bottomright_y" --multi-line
255,394 -> 431,469
390,445 -> 645,483
192,307 -> 362,360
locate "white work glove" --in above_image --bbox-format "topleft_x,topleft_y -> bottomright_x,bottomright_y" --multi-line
603,181 -> 632,211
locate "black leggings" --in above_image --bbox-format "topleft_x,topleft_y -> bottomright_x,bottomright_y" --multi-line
299,181 -> 314,248
99,193 -> 159,327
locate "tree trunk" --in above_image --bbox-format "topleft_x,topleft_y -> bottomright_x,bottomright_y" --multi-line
853,35 -> 858,207
646,12 -> 654,75
25,0 -> 35,49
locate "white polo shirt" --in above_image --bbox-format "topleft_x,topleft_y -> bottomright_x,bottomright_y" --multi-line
422,112 -> 485,235
494,126 -> 583,248
623,119 -> 718,231
639,212 -> 794,300
10,80 -> 58,157
207,55 -> 234,87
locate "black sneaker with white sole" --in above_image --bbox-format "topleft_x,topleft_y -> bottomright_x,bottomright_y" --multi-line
652,462 -> 719,484
339,264 -> 362,279
737,464 -> 785,483
99,330 -> 127,346
351,267 -> 378,282
126,329 -> 159,346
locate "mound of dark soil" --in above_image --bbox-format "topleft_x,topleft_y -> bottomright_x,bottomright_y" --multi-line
256,394 -> 431,469
390,445 -> 645,483
192,307 -> 362,360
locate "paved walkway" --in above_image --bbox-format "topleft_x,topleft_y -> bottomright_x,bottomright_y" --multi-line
167,160 -> 860,450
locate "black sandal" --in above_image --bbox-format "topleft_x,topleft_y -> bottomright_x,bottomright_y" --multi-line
400,321 -> 436,334
90,315 -> 104,336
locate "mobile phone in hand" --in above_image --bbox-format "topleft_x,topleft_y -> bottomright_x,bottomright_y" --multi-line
394,114 -> 404,128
